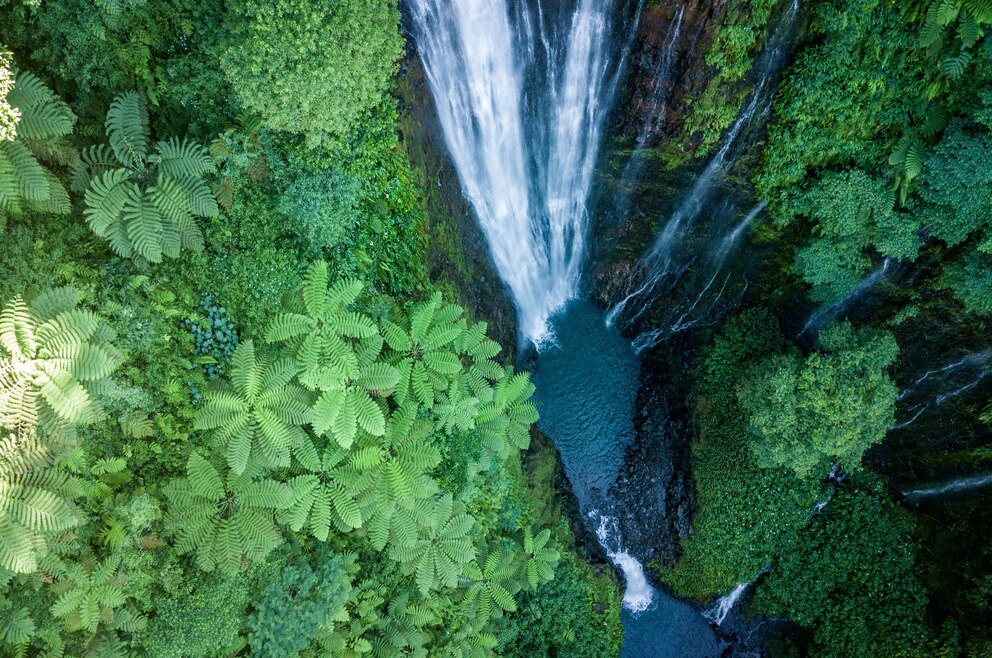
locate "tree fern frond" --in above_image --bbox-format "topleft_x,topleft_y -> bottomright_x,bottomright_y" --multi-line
105,91 -> 149,169
7,71 -> 75,141
941,50 -> 973,78
154,137 -> 215,179
1,141 -> 47,203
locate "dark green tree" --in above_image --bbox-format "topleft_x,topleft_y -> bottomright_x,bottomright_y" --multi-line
218,0 -> 403,145
247,557 -> 352,658
739,321 -> 898,477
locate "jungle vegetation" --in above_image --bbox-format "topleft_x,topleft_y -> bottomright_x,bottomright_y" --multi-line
0,1 -> 621,656
660,0 -> 992,655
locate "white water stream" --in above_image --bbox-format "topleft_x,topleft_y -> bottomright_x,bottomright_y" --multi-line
410,0 -> 636,344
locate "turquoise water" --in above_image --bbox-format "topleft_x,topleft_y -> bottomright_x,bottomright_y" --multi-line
533,300 -> 723,657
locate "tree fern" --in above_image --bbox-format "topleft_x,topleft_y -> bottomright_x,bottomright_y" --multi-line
269,262 -> 396,449
0,432 -> 83,573
50,552 -> 136,635
472,368 -> 538,460
382,293 -> 469,409
0,66 -> 75,229
75,92 -> 217,263
280,437 -> 364,540
266,261 -> 381,390
461,545 -> 520,624
163,452 -> 292,575
0,288 -> 121,435
519,527 -> 559,590
351,400 -> 441,551
391,494 -> 475,594
194,340 -> 313,474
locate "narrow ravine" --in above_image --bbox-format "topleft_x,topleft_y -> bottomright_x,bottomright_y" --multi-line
410,0 -> 798,654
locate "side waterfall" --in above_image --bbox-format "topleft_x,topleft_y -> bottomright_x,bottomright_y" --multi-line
798,257 -> 892,337
891,350 -> 990,432
410,0 -> 639,344
902,473 -> 992,501
608,0 -> 799,341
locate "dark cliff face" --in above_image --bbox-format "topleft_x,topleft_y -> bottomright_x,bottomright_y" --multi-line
397,53 -> 520,354
587,0 -> 735,310
623,0 -> 730,148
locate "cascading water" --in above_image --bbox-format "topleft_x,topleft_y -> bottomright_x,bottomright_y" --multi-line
412,0 -> 801,654
798,257 -> 893,337
607,0 -> 799,342
630,200 -> 767,352
890,350 -> 990,432
902,473 -> 992,501
410,0 -> 638,344
704,582 -> 750,626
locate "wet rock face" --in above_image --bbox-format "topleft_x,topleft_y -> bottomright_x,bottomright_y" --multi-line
622,0 -> 729,147
397,54 -> 519,353
611,350 -> 695,567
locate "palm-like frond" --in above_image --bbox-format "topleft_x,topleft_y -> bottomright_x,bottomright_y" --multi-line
7,71 -> 75,141
0,432 -> 83,574
105,91 -> 148,170
0,290 -> 121,435
81,92 -> 218,262
50,553 -> 133,635
0,67 -> 74,228
391,494 -> 475,594
163,452 -> 292,575
195,340 -> 313,474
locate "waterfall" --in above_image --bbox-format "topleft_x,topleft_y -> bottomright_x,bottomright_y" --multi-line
902,473 -> 992,501
410,0 -> 639,344
628,200 -> 766,350
890,350 -> 990,432
703,582 -> 749,626
608,0 -> 799,333
609,5 -> 689,222
798,257 -> 892,337
633,4 -> 686,149
593,512 -> 654,613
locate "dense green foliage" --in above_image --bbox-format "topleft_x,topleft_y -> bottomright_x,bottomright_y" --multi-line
663,309 -> 824,597
218,0 -> 404,146
753,486 -> 932,657
740,321 -> 898,476
0,2 -> 619,655
672,0 -> 992,653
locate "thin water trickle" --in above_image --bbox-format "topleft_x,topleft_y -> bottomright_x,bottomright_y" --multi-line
704,582 -> 749,626
891,350 -> 990,431
608,0 -> 799,337
798,257 -> 892,337
903,473 -> 992,501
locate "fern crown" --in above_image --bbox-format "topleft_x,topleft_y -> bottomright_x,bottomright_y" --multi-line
74,92 -> 219,263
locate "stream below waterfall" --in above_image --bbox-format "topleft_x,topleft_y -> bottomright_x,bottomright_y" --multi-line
532,301 -> 724,657
408,0 -> 802,654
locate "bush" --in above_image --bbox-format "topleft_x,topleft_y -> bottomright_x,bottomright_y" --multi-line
218,0 -> 403,146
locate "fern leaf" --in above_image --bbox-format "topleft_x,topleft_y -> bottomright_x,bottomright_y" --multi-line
123,188 -> 164,263
105,92 -> 149,169
154,137 -> 215,179
941,50 -> 973,79
1,141 -> 47,203
82,169 -> 130,237
8,71 -> 75,141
